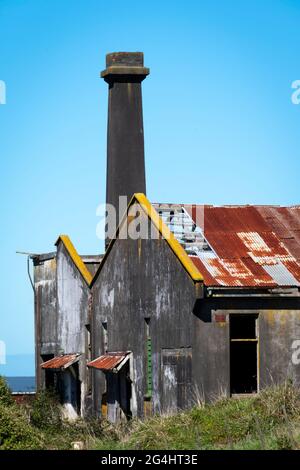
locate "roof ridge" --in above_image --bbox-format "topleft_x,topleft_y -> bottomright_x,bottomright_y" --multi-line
55,235 -> 93,286
153,202 -> 300,209
91,193 -> 203,286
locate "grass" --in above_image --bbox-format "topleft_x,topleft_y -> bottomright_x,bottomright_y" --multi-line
1,376 -> 300,450
93,381 -> 300,450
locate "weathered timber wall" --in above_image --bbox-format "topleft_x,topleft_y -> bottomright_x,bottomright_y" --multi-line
33,255 -> 57,388
92,210 -> 197,418
193,297 -> 300,399
56,242 -> 92,416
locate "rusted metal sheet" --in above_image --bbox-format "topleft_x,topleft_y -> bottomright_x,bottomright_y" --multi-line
87,353 -> 129,371
41,354 -> 80,370
157,203 -> 300,287
190,255 -> 276,287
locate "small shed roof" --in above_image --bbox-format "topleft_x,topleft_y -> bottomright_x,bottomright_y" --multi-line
40,354 -> 80,370
87,352 -> 130,371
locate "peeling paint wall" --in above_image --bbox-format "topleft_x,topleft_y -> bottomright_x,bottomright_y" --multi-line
92,210 -> 197,419
33,244 -> 97,417
260,309 -> 300,387
56,242 -> 92,416
193,297 -> 300,400
56,243 -> 88,354
33,255 -> 57,388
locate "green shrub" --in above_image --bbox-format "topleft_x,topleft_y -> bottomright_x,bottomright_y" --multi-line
0,376 -> 13,406
30,389 -> 62,430
0,402 -> 44,449
0,375 -> 44,449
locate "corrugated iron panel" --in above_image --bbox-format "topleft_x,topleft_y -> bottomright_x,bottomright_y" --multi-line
202,206 -> 271,233
87,353 -> 129,370
191,256 -> 276,287
282,260 -> 300,281
41,354 -> 80,370
190,256 -> 219,286
263,262 -> 300,287
173,204 -> 300,288
256,206 -> 300,260
237,232 -> 272,256
269,206 -> 300,231
281,234 -> 300,260
204,232 -> 249,258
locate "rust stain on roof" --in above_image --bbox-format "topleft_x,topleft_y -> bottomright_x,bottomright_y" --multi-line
87,352 -> 129,370
157,203 -> 300,288
41,354 -> 80,370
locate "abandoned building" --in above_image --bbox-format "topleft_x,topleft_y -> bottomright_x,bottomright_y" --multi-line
32,237 -> 102,418
30,52 -> 300,422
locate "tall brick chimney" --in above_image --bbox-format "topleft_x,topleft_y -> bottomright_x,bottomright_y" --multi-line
101,52 -> 149,248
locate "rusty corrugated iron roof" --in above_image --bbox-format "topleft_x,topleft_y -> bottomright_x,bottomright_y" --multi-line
40,354 -> 80,370
155,203 -> 300,288
87,352 -> 129,371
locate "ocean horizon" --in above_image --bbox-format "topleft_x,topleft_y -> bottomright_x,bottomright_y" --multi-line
5,376 -> 35,393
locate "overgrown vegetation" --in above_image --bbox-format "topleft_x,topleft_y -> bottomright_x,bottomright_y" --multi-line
0,377 -> 43,449
0,376 -> 13,406
1,377 -> 300,450
93,380 -> 300,450
30,388 -> 63,430
0,379 -> 104,449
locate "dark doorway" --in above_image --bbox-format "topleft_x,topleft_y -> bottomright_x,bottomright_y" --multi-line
230,314 -> 258,394
118,361 -> 132,419
54,365 -> 81,416
106,359 -> 132,422
41,354 -> 55,389
63,363 -> 81,414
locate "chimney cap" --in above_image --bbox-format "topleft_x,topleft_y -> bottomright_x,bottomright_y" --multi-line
101,51 -> 149,79
106,52 -> 144,67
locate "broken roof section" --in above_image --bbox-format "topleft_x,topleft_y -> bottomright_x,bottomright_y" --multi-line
154,203 -> 300,288
87,352 -> 130,371
40,354 -> 81,370
52,195 -> 300,290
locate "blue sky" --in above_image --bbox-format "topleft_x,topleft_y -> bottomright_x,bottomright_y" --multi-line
0,0 -> 299,375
